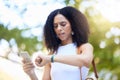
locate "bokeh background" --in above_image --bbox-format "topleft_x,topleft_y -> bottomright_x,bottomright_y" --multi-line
0,0 -> 120,80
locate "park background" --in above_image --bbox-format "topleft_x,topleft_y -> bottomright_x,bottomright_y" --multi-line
0,0 -> 120,80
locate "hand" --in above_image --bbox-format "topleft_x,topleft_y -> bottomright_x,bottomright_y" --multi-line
35,54 -> 51,67
22,59 -> 35,76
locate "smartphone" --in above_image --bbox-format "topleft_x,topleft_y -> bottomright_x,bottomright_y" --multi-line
19,51 -> 31,62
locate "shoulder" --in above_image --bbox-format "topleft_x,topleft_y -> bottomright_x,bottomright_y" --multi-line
81,43 -> 93,48
79,43 -> 93,51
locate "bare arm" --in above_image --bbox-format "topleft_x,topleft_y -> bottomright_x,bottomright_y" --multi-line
42,63 -> 51,80
54,43 -> 93,67
28,71 -> 38,80
35,43 -> 93,68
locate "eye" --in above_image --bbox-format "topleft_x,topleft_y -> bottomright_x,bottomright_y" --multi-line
54,24 -> 58,28
60,22 -> 66,27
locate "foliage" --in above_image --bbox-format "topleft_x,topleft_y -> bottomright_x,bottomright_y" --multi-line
0,0 -> 120,80
0,24 -> 41,55
63,0 -> 120,79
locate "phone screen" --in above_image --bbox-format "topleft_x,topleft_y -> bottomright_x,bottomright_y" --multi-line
20,52 -> 31,62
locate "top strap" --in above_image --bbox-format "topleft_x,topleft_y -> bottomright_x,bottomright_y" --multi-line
92,59 -> 99,79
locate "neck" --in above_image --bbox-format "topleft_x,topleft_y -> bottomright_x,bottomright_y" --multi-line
61,40 -> 73,46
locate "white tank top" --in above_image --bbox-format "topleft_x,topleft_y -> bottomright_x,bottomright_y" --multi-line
50,43 -> 89,80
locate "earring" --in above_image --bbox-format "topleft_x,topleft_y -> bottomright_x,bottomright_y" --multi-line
72,32 -> 74,35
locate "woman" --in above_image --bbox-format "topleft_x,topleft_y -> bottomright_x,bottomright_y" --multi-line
22,6 -> 93,80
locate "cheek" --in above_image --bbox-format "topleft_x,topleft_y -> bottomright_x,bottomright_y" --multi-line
65,26 -> 72,33
54,29 -> 58,35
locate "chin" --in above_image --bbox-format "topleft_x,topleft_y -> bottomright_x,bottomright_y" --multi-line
59,38 -> 66,42
58,36 -> 68,41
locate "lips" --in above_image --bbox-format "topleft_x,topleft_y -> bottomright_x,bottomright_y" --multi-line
58,33 -> 65,38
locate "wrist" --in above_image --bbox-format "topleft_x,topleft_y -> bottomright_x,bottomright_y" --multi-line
46,55 -> 51,63
46,55 -> 55,63
51,54 -> 55,63
28,70 -> 38,80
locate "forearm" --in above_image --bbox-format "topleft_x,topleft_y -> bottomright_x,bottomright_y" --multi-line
28,70 -> 38,80
53,54 -> 93,67
30,75 -> 38,80
42,64 -> 51,80
51,44 -> 93,67
54,55 -> 83,66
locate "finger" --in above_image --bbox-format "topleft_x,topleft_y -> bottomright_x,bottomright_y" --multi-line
35,57 -> 42,64
23,67 -> 34,73
23,66 -> 34,71
22,58 -> 32,64
22,58 -> 26,63
35,56 -> 41,61
23,63 -> 34,70
24,62 -> 33,65
23,62 -> 34,67
35,61 -> 42,67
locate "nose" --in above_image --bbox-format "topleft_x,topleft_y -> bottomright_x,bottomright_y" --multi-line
57,24 -> 62,31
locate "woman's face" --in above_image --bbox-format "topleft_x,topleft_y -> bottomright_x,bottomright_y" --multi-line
53,14 -> 73,45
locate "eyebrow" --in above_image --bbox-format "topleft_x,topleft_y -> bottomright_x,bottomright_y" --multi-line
54,20 -> 67,24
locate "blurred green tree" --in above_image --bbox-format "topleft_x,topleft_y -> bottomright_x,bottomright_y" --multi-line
0,0 -> 120,79
0,24 -> 41,55
62,0 -> 120,79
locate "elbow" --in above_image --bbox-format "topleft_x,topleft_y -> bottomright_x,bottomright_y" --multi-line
80,55 -> 93,68
83,58 -> 92,68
